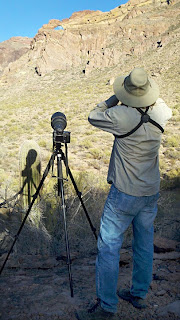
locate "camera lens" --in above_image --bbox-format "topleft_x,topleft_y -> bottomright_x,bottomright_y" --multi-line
51,112 -> 67,132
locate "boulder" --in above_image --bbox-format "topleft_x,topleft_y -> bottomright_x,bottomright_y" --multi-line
158,300 -> 180,317
154,236 -> 179,253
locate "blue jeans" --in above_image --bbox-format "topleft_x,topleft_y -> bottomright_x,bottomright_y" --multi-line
96,184 -> 159,313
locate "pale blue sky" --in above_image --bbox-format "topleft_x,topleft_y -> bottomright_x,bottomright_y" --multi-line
0,0 -> 128,43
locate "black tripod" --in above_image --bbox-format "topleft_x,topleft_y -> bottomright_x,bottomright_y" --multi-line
0,135 -> 97,297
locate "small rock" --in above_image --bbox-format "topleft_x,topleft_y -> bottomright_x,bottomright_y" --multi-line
167,301 -> 180,317
106,78 -> 115,85
158,300 -> 180,317
163,272 -> 180,282
150,282 -> 158,291
153,259 -> 162,265
155,290 -> 166,296
153,271 -> 166,281
169,286 -> 180,295
120,250 -> 131,266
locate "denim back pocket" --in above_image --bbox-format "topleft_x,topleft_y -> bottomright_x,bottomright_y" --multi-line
109,184 -> 145,215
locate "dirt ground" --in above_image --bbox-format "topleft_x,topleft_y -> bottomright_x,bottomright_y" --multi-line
0,189 -> 179,320
0,253 -> 179,320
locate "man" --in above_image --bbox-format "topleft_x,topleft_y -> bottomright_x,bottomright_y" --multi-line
76,68 -> 172,320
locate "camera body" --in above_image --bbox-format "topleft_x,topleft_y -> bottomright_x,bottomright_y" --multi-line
53,130 -> 71,146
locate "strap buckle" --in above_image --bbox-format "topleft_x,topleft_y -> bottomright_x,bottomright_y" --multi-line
141,114 -> 150,123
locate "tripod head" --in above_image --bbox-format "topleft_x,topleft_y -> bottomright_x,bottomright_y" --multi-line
52,130 -> 71,178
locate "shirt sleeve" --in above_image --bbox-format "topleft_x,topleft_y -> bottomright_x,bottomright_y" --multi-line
88,101 -> 118,134
160,99 -> 172,127
151,98 -> 172,128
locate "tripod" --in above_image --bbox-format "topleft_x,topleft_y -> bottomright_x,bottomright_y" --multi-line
0,137 -> 97,297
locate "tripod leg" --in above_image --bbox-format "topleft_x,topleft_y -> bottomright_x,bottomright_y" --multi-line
57,154 -> 74,297
67,166 -> 97,240
0,153 -> 55,275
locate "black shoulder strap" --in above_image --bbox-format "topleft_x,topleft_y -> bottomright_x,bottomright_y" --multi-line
137,108 -> 164,133
114,107 -> 164,139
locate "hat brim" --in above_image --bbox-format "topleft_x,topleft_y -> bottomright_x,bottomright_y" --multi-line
113,76 -> 159,108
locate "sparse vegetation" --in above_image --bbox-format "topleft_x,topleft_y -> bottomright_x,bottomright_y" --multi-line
0,64 -> 179,202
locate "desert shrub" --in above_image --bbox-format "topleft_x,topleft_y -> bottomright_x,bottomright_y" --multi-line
80,139 -> 93,149
164,135 -> 179,148
38,139 -> 47,148
160,167 -> 180,190
89,148 -> 103,159
25,170 -> 109,255
164,148 -> 179,159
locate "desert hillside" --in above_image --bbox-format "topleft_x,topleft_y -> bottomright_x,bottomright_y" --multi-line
0,0 -> 179,197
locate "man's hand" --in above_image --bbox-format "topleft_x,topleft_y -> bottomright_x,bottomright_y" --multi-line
105,95 -> 119,108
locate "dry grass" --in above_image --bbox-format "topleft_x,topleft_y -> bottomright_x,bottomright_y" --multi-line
0,38 -> 179,202
0,62 -> 179,259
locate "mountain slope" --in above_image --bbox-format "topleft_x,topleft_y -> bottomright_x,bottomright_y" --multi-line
0,0 -> 179,196
0,37 -> 31,76
0,0 -> 179,79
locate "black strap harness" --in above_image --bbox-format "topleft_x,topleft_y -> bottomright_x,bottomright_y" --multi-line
114,107 -> 164,139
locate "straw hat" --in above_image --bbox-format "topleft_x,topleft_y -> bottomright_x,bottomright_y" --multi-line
113,68 -> 159,108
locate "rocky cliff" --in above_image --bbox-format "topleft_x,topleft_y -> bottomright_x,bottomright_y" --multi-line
0,37 -> 31,76
0,0 -> 179,80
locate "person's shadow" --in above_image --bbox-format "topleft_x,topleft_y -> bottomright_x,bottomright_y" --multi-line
21,149 -> 41,208
0,149 -> 41,209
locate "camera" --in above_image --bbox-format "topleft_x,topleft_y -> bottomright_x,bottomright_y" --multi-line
51,112 -> 71,146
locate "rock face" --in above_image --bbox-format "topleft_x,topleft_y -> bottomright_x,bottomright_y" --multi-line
0,37 -> 31,75
0,0 -> 179,78
28,0 -> 179,76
